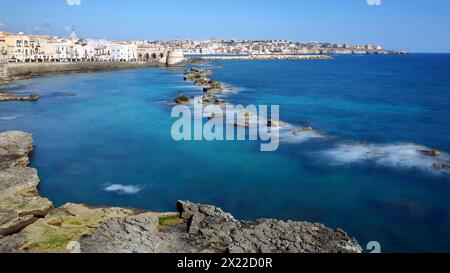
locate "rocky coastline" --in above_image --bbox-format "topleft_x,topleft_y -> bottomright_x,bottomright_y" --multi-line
0,131 -> 362,253
193,54 -> 334,61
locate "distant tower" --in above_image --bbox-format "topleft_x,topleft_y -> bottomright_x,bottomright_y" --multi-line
69,27 -> 78,40
166,50 -> 185,66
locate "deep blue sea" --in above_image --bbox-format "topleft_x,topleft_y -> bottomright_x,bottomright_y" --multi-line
1,54 -> 449,252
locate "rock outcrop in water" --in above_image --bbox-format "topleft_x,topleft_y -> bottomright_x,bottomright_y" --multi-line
0,92 -> 39,102
175,93 -> 191,105
0,130 -> 362,253
418,150 -> 441,157
433,163 -> 450,171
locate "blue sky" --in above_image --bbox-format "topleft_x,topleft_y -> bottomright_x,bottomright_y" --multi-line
1,0 -> 450,52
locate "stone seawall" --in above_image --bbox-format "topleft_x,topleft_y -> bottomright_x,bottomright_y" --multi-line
1,62 -> 161,79
193,54 -> 334,61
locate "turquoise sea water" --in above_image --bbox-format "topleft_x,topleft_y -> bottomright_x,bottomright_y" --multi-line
1,55 -> 449,252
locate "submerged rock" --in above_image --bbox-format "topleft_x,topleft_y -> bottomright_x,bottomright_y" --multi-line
418,150 -> 441,157
293,127 -> 313,136
0,92 -> 39,102
201,94 -> 218,104
193,77 -> 212,86
175,93 -> 191,105
433,163 -> 450,171
234,110 -> 258,128
207,113 -> 225,120
214,99 -> 226,106
185,68 -> 212,77
203,87 -> 223,94
267,119 -> 285,128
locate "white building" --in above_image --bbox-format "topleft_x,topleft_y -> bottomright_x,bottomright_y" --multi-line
107,42 -> 137,61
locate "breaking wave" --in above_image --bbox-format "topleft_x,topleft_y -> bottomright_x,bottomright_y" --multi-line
0,115 -> 22,121
103,184 -> 142,195
323,142 -> 450,172
278,125 -> 325,144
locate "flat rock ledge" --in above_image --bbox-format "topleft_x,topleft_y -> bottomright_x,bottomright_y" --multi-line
78,201 -> 361,253
0,131 -> 52,237
0,131 -> 362,253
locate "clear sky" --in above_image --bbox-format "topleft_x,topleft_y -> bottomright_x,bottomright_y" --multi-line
1,0 -> 450,52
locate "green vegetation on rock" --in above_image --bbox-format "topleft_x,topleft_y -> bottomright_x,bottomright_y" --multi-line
18,203 -> 136,252
158,213 -> 182,227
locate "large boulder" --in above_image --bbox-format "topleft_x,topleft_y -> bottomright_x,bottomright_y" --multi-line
80,212 -> 191,253
0,167 -> 53,236
0,131 -> 34,170
177,201 -> 362,253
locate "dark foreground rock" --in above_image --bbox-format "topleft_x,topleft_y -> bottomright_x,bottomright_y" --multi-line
78,201 -> 362,253
176,201 -> 362,253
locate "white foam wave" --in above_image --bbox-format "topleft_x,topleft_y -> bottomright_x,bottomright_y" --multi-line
279,128 -> 324,143
323,143 -> 449,171
175,85 -> 204,90
0,115 -> 22,121
103,184 -> 142,195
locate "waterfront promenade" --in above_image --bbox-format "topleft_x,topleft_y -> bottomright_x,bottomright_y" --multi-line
0,62 -> 162,81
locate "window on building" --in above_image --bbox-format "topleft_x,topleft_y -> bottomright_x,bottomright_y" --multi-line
24,41 -> 29,47
17,40 -> 22,47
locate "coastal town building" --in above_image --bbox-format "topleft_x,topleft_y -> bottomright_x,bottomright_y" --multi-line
107,41 -> 138,62
3,32 -> 31,62
0,29 -> 403,63
0,32 -> 8,63
30,35 -> 55,61
135,41 -> 166,62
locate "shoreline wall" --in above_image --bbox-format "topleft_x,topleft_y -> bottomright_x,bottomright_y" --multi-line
0,62 -> 162,79
192,54 -> 334,61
